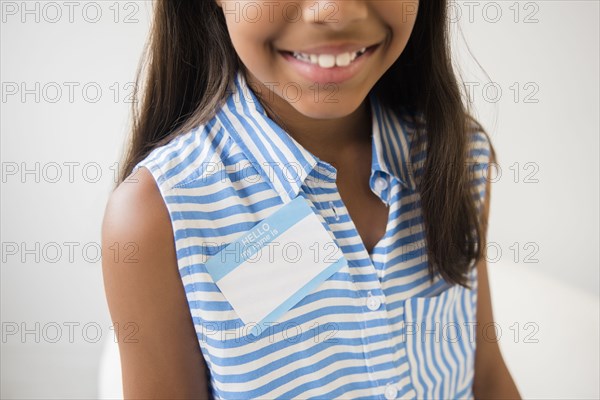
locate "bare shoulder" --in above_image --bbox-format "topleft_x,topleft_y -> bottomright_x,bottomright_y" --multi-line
102,167 -> 171,250
101,166 -> 177,315
101,166 -> 212,398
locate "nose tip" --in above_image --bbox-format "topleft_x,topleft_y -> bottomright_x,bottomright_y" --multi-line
302,0 -> 368,29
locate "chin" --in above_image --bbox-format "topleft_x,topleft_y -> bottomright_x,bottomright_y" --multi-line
291,97 -> 366,120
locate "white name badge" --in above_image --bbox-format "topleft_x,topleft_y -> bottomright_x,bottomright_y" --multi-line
204,196 -> 348,337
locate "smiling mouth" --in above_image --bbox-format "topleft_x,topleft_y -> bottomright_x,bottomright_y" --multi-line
279,44 -> 379,69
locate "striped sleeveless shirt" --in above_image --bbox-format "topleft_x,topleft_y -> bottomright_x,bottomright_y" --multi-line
135,70 -> 492,400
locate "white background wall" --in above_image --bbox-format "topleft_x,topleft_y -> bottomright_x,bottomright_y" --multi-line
1,1 -> 598,398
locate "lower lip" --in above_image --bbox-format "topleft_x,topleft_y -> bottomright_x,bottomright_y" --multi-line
279,45 -> 379,85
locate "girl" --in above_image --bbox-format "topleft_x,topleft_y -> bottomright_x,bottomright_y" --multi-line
102,1 -> 520,399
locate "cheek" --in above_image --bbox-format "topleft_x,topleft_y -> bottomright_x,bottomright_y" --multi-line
378,1 -> 419,55
226,36 -> 286,96
386,25 -> 415,67
222,5 -> 286,73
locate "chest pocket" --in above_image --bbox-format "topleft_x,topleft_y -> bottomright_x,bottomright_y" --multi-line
402,283 -> 477,400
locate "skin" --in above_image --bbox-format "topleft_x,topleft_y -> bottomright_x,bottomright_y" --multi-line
472,153 -> 522,398
102,1 -> 520,398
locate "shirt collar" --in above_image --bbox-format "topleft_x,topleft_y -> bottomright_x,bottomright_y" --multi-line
368,93 -> 417,192
215,70 -> 416,203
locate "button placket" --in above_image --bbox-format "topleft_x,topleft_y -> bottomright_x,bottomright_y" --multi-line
311,164 -> 406,398
305,175 -> 381,391
326,187 -> 383,389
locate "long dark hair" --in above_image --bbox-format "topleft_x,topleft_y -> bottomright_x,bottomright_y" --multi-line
118,0 -> 495,288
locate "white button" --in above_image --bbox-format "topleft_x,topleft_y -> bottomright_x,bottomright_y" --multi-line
374,176 -> 388,191
384,383 -> 398,400
366,294 -> 381,311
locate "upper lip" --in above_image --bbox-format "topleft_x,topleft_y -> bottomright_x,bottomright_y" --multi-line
279,42 -> 380,55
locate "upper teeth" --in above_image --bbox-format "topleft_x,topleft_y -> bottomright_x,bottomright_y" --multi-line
292,48 -> 367,68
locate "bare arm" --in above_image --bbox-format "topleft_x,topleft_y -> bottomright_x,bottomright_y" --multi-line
472,153 -> 521,399
101,167 -> 212,399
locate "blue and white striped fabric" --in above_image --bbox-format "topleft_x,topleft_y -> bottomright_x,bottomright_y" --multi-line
136,69 -> 492,400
